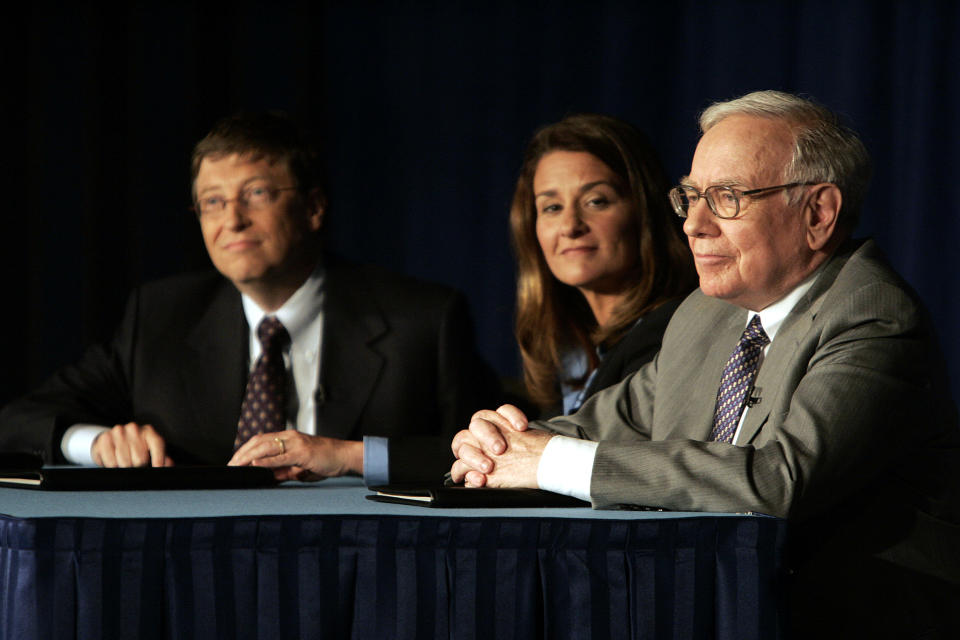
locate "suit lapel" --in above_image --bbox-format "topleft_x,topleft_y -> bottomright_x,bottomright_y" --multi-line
684,308 -> 746,441
315,268 -> 387,439
656,295 -> 746,441
182,281 -> 248,453
737,248 -> 848,445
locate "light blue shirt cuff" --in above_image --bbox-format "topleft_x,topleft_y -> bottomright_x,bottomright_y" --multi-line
536,435 -> 597,502
363,435 -> 390,487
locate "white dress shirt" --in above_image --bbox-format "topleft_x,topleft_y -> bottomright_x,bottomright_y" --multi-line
240,268 -> 325,435
537,269 -> 822,502
61,266 -> 326,464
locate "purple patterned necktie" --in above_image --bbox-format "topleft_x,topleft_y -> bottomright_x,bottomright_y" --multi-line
709,315 -> 770,444
235,316 -> 290,450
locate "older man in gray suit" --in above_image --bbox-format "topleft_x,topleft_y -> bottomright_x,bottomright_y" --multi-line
451,91 -> 960,636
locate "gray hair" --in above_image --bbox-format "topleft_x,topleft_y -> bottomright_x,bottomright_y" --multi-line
700,90 -> 871,229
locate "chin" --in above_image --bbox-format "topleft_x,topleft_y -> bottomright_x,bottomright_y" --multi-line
697,279 -> 730,300
218,266 -> 271,287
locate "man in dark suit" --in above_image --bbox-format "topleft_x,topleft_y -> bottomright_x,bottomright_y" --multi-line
451,91 -> 960,636
0,112 -> 495,483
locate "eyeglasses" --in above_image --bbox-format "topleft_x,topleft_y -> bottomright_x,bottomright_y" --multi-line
192,185 -> 298,217
668,182 -> 816,219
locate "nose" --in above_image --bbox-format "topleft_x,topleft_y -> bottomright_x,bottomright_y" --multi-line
222,199 -> 250,230
682,197 -> 717,238
559,205 -> 588,237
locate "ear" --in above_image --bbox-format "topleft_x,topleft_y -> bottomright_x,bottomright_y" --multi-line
804,184 -> 842,251
305,188 -> 326,232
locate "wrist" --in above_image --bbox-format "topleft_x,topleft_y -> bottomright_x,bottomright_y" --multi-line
341,439 -> 364,475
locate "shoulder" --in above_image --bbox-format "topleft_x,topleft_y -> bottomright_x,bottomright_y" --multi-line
137,270 -> 233,301
606,297 -> 684,359
126,270 -> 240,331
587,297 -> 686,396
811,239 -> 927,333
667,288 -> 742,336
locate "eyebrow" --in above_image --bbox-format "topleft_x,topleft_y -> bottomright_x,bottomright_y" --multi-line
678,175 -> 749,189
534,180 -> 617,199
195,175 -> 273,197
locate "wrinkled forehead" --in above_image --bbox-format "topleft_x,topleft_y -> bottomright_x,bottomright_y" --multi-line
687,115 -> 793,188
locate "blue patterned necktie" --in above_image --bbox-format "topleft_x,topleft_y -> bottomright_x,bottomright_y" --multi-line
709,315 -> 770,443
235,316 -> 290,450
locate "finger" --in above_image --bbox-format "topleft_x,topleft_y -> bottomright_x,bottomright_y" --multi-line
272,466 -> 301,481
230,432 -> 265,461
93,432 -> 116,467
231,434 -> 283,465
450,459 -> 472,484
163,455 -> 175,467
112,424 -> 137,467
464,470 -> 488,488
249,437 -> 298,468
295,469 -> 324,482
123,423 -> 153,467
470,408 -> 516,432
468,416 -> 509,455
140,424 -> 167,468
228,436 -> 259,465
496,404 -> 530,431
456,443 -> 494,474
451,429 -> 479,457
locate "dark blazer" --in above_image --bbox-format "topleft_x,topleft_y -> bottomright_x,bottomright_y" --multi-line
583,298 -> 682,400
544,240 -> 960,635
540,298 -> 681,419
0,261 -> 498,466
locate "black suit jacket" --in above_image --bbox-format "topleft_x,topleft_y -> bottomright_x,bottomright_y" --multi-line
582,298 -> 682,400
0,262 -> 498,467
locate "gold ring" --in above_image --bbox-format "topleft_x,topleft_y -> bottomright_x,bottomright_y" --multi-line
274,437 -> 285,454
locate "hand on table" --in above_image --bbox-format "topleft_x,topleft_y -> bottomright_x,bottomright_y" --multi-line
450,404 -> 552,488
92,422 -> 174,467
228,430 -> 363,481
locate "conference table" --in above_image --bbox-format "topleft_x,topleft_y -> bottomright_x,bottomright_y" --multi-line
0,477 -> 787,639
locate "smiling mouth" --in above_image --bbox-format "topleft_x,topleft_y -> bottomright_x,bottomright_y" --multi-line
561,246 -> 596,254
694,253 -> 730,264
222,237 -> 260,249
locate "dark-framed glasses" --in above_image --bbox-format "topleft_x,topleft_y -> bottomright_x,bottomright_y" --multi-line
668,182 -> 816,219
192,185 -> 298,217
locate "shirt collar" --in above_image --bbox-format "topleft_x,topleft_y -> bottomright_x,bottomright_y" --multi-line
241,262 -> 326,344
749,264 -> 824,342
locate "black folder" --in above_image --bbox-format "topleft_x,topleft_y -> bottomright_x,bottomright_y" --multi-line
0,463 -> 277,491
366,485 -> 591,508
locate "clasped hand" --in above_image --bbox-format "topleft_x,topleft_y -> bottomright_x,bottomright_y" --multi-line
450,404 -> 553,488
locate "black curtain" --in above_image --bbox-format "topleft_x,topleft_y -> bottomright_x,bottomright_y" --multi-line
4,0 -> 958,405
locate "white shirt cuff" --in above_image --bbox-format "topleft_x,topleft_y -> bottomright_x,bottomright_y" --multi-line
61,424 -> 109,466
536,435 -> 598,502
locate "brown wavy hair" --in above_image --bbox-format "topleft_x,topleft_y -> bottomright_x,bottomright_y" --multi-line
510,114 -> 695,409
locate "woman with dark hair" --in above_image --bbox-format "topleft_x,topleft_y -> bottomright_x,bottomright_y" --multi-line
510,114 -> 695,415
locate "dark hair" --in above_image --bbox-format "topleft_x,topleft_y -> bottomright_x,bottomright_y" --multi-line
191,111 -> 326,203
510,114 -> 695,409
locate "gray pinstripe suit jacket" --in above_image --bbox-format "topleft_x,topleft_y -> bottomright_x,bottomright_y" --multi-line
541,239 -> 960,632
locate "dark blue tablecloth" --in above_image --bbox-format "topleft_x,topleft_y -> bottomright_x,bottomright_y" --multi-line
0,478 -> 786,639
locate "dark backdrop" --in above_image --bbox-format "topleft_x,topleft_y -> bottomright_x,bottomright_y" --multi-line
4,0 -> 958,407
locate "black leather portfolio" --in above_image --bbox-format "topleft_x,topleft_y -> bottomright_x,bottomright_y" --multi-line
366,485 -> 591,508
0,463 -> 277,491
